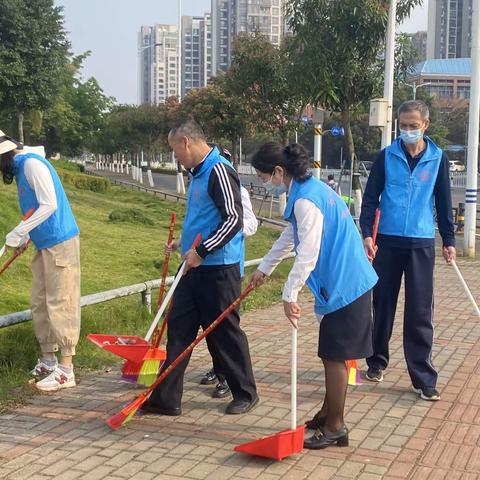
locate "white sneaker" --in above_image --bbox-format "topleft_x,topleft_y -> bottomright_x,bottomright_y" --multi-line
30,358 -> 58,377
35,367 -> 76,392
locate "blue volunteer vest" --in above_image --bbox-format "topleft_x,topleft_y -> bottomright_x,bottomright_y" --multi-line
379,137 -> 442,238
284,177 -> 378,316
181,148 -> 244,269
14,153 -> 79,250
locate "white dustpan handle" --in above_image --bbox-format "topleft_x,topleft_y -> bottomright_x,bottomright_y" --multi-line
291,325 -> 297,430
145,261 -> 186,341
452,261 -> 480,317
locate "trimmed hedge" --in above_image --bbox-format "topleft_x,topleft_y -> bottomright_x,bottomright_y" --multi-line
58,171 -> 110,193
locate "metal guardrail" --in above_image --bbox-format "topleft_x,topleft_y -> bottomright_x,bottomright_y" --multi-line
0,255 -> 295,329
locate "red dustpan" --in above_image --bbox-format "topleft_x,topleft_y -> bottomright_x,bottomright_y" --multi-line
87,232 -> 201,378
235,325 -> 305,461
86,259 -> 186,363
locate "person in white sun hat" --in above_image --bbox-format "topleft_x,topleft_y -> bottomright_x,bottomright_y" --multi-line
0,131 -> 80,392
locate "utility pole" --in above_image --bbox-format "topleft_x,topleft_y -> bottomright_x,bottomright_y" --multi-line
381,0 -> 397,149
312,109 -> 325,180
464,0 -> 480,257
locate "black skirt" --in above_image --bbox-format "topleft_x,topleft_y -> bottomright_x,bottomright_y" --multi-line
318,290 -> 373,361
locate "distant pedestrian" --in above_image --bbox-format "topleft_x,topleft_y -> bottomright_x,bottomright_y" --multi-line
360,100 -> 456,401
326,174 -> 340,195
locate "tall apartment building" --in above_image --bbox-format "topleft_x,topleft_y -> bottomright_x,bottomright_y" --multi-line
427,0 -> 473,59
211,0 -> 285,74
138,24 -> 179,105
181,14 -> 213,97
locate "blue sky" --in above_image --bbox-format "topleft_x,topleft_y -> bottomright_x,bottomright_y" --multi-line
55,0 -> 428,104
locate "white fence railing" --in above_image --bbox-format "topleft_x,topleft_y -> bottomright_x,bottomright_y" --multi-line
0,255 -> 294,330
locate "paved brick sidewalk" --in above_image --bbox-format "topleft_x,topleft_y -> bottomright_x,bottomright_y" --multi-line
0,256 -> 479,480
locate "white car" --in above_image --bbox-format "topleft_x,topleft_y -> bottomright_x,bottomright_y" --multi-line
449,161 -> 465,172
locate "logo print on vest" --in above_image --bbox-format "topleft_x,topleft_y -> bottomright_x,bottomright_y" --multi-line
417,170 -> 432,183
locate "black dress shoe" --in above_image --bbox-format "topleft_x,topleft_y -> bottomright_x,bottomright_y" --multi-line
212,381 -> 231,398
200,369 -> 217,385
140,400 -> 182,416
225,395 -> 259,414
303,425 -> 349,450
305,411 -> 327,430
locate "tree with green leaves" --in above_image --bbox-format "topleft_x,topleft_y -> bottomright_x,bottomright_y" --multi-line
180,81 -> 250,165
41,53 -> 114,156
285,0 -> 423,212
0,0 -> 70,142
225,34 -> 303,146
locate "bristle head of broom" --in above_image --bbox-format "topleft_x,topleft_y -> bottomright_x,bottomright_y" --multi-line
106,393 -> 148,430
106,411 -> 128,430
137,358 -> 162,387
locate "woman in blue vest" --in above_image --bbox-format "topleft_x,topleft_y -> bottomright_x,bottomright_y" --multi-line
250,143 -> 378,449
0,132 -> 80,393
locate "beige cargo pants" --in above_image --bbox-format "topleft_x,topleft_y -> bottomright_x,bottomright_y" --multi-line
31,236 -> 81,357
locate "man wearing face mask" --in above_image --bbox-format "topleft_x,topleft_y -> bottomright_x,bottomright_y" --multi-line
360,100 -> 455,401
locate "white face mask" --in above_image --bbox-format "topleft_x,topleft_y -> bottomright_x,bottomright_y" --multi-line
263,171 -> 288,196
399,129 -> 424,145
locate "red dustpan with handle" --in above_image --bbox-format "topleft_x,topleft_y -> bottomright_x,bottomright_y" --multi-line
87,232 -> 201,370
235,325 -> 305,461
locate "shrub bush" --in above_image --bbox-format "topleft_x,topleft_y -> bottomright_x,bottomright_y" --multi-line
59,171 -> 110,193
108,208 -> 154,225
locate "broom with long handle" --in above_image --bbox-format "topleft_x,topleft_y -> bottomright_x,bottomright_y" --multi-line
121,232 -> 200,383
0,208 -> 36,276
144,233 -> 201,342
156,213 -> 177,310
107,283 -> 255,430
452,261 -> 480,317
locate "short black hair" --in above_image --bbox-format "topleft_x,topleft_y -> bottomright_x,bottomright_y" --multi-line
170,118 -> 206,141
328,174 -> 334,181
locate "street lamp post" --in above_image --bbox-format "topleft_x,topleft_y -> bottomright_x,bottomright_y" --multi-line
464,0 -> 480,257
381,0 -> 397,149
402,81 -> 432,100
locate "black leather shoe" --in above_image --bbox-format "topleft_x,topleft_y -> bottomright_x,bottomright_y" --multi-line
212,381 -> 231,398
225,396 -> 259,414
303,425 -> 349,450
305,411 -> 327,430
140,400 -> 182,416
200,369 -> 217,385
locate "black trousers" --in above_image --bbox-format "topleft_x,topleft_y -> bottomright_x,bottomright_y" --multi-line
149,263 -> 257,408
366,245 -> 438,389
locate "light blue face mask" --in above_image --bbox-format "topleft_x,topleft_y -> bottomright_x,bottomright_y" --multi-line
263,172 -> 288,196
399,128 -> 424,145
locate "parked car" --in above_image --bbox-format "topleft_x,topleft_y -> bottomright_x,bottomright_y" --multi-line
449,161 -> 465,172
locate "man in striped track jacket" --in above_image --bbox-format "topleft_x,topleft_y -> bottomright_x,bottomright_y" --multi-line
141,119 -> 259,417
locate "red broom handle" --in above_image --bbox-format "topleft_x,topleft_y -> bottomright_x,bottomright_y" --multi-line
145,284 -> 253,399
156,212 -> 177,310
0,208 -> 36,276
147,233 -> 202,344
107,283 -> 255,429
372,209 -> 381,246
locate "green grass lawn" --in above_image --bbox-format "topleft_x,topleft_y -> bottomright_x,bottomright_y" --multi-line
0,169 -> 292,409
